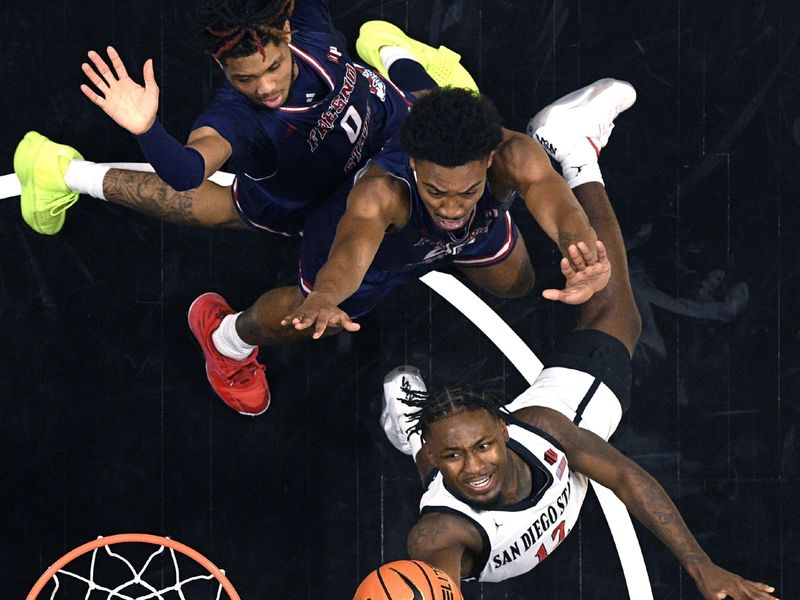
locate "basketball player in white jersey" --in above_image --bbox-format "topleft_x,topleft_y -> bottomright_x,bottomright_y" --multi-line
380,81 -> 778,599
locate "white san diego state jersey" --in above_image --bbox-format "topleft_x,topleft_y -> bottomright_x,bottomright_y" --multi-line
419,417 -> 590,583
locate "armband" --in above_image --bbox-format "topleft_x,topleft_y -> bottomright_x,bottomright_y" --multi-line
136,120 -> 206,191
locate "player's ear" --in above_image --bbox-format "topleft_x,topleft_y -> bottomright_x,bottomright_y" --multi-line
424,444 -> 435,464
499,418 -> 509,443
283,19 -> 292,44
486,150 -> 496,169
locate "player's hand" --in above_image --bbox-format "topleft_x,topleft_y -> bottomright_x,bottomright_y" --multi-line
80,46 -> 160,135
542,240 -> 610,305
280,292 -> 361,339
692,561 -> 778,599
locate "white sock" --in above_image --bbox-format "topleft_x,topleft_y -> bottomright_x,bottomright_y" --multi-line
64,160 -> 110,200
560,143 -> 605,189
379,46 -> 417,70
211,312 -> 257,360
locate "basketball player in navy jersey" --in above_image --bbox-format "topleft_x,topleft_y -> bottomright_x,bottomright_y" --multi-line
377,87 -> 778,600
184,84 -> 612,417
13,2 -> 481,414
17,0 -> 420,236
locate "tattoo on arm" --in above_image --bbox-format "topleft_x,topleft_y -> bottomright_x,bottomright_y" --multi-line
102,170 -> 245,229
408,517 -> 453,554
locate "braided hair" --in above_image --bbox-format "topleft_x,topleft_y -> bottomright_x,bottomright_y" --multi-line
192,0 -> 296,63
400,375 -> 508,441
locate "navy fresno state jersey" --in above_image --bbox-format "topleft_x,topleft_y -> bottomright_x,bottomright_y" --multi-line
193,0 -> 412,214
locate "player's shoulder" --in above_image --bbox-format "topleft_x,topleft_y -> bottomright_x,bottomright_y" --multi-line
493,128 -> 548,170
350,162 -> 410,223
409,511 -> 484,556
508,406 -> 574,447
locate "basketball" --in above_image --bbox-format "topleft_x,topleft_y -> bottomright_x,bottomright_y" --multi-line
353,560 -> 462,600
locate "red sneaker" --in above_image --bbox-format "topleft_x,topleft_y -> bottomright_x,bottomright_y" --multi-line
187,292 -> 270,416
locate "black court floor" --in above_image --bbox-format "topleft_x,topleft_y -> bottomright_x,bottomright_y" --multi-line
1,1 -> 798,598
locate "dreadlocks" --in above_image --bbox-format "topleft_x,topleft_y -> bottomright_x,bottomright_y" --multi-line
192,0 -> 296,63
400,376 -> 507,441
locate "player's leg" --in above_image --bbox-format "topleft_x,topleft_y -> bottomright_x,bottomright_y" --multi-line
187,285 -> 332,417
457,237 -> 534,298
528,78 -> 641,355
454,213 -> 535,299
355,21 -> 478,94
14,131 -> 246,234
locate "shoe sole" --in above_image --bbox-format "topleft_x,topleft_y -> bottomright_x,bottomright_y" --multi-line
528,78 -> 636,132
14,131 -> 81,235
356,21 -> 478,91
15,133 -> 62,235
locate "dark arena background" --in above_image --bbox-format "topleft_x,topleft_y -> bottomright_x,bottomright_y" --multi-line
2,1 -> 799,598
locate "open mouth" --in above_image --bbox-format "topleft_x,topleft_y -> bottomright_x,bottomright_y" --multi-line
435,217 -> 468,231
465,473 -> 494,491
261,93 -> 284,108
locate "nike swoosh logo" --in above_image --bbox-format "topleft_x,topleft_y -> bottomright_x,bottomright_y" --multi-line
390,568 -> 424,600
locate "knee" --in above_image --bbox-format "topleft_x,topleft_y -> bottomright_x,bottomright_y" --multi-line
484,267 -> 535,299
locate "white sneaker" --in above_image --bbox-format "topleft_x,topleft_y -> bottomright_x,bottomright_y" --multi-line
527,78 -> 637,163
381,365 -> 425,455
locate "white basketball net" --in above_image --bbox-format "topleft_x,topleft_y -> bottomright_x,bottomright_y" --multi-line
42,542 -> 229,600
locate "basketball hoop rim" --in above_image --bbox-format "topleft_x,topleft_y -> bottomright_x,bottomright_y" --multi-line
26,533 -> 240,600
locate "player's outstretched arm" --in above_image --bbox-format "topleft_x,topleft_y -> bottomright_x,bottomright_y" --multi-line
281,165 -> 402,338
280,292 -> 360,339
407,512 -> 483,591
542,240 -> 611,305
80,46 -> 159,135
492,131 -> 600,270
518,406 -> 778,600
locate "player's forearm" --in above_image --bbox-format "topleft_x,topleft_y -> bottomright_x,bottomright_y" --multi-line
312,236 -> 379,303
615,464 -> 712,575
524,178 -> 596,257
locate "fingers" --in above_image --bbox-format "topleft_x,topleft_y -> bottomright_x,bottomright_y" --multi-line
81,58 -> 110,94
79,83 -> 105,107
595,239 -> 608,263
84,49 -> 116,88
143,58 -> 157,88
280,308 -> 359,339
542,286 -> 593,305
105,45 -> 129,79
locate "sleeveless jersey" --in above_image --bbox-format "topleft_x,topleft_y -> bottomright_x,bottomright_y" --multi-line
419,418 -> 590,583
366,139 -> 514,273
193,0 -> 412,212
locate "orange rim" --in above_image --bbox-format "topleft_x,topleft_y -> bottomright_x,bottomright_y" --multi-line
26,533 -> 240,600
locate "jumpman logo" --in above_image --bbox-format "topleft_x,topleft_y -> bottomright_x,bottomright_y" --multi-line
571,164 -> 587,174
493,519 -> 503,532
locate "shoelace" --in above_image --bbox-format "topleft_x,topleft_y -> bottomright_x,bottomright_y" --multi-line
227,362 -> 266,387
46,192 -> 79,217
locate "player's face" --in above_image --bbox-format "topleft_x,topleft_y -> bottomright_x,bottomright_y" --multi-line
425,409 -> 511,510
220,28 -> 296,109
411,155 -> 493,233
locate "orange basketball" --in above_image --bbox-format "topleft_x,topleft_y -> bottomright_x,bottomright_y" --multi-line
353,560 -> 462,600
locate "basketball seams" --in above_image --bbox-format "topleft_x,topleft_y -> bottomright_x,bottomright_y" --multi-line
376,566 -> 393,598
409,560 -> 436,597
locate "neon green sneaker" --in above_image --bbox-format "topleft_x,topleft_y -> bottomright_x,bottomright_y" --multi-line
356,20 -> 479,92
14,131 -> 83,235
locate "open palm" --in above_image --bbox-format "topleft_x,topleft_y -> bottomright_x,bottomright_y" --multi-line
543,240 -> 611,305
80,46 -> 159,135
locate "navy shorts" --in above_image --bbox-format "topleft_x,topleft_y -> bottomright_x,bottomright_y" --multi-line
232,175 -> 314,237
